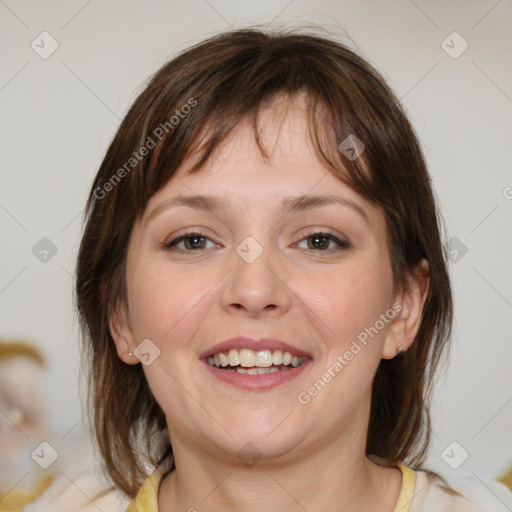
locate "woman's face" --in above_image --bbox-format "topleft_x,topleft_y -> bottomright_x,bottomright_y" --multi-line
113,96 -> 408,464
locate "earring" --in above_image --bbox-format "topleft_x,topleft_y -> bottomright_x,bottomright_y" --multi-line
128,352 -> 132,357
396,347 -> 403,355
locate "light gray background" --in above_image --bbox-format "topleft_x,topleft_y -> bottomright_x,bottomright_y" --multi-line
1,0 -> 511,484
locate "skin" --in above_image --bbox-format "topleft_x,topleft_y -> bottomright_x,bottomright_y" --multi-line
110,94 -> 429,511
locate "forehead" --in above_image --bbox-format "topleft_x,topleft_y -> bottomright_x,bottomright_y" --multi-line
140,101 -> 385,241
141,91 -> 374,215
154,105 -> 315,190
159,96 -> 337,195
176,93 -> 315,173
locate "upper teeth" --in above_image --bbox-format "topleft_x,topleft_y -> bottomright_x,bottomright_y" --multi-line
207,349 -> 303,368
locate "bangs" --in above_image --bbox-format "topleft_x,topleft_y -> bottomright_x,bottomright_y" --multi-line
108,29 -> 407,220
147,90 -> 370,195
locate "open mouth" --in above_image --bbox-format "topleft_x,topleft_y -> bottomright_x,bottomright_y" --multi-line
207,348 -> 306,374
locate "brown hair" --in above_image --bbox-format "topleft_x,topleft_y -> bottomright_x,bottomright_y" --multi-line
76,26 -> 452,497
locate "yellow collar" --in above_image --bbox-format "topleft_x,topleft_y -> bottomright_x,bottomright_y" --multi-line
393,463 -> 416,512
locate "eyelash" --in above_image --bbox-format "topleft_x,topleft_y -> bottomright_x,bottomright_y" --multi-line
162,230 -> 350,253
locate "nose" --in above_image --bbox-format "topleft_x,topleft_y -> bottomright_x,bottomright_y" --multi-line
220,238 -> 292,318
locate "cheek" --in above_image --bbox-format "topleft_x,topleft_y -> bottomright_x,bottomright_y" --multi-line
127,260 -> 212,405
315,257 -> 393,355
301,263 -> 393,409
127,257 -> 225,357
127,259 -> 201,340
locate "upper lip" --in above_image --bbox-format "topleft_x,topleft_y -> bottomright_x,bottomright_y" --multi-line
199,337 -> 313,359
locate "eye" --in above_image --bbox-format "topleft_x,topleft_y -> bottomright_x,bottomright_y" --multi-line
296,231 -> 349,252
162,231 -> 217,251
162,230 -> 349,253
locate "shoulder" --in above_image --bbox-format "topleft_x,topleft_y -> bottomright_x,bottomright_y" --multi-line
409,469 -> 512,512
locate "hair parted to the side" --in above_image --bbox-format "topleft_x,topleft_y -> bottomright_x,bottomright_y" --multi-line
75,25 -> 452,498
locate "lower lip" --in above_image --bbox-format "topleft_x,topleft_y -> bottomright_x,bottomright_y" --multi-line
202,359 -> 312,390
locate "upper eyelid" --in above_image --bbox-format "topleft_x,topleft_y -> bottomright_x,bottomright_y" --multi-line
164,227 -> 344,241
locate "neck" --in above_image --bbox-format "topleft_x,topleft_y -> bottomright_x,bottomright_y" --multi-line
158,424 -> 402,512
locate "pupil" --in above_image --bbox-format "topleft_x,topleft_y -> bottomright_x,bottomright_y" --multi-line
310,235 -> 327,249
188,236 -> 203,249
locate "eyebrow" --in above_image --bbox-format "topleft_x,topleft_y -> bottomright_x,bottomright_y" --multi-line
145,193 -> 373,230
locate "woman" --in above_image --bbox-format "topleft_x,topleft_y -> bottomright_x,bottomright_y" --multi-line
75,27 -> 512,511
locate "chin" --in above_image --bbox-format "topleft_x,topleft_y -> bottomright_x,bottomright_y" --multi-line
204,410 -> 310,463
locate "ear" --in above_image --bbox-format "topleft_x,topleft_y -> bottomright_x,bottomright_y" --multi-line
382,259 -> 430,359
109,304 -> 138,365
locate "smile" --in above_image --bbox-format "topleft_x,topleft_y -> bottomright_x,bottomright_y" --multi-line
207,348 -> 305,374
